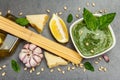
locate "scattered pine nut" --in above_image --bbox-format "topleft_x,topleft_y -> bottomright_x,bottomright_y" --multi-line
80,63 -> 84,68
98,57 -> 102,61
46,9 -> 50,13
83,68 -> 86,72
0,11 -> 2,15
86,2 -> 90,6
95,61 -> 99,64
103,9 -> 107,13
100,66 -> 104,70
76,14 -> 79,18
72,63 -> 75,66
98,67 -> 102,71
76,64 -> 79,67
67,66 -> 71,71
24,67 -> 27,71
63,6 -> 67,10
57,68 -> 61,72
58,12 -> 62,15
29,69 -> 33,73
78,7 -> 81,11
71,66 -> 75,70
7,10 -> 11,13
19,12 -> 23,16
92,3 -> 96,7
32,67 -> 35,71
62,71 -> 65,74
0,67 -> 2,70
99,10 -> 103,13
2,72 -> 6,76
50,69 -> 54,72
103,67 -> 107,72
41,68 -> 44,72
2,65 -> 6,68
36,72 -> 40,75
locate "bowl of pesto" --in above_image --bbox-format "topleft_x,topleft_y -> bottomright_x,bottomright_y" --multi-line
70,8 -> 116,58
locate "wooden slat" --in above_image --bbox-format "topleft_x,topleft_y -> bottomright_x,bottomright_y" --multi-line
0,16 -> 82,64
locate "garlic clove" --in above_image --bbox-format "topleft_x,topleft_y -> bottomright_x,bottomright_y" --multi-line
19,51 -> 27,61
39,54 -> 43,58
29,44 -> 37,51
21,49 -> 29,53
25,61 -> 31,68
34,47 -> 42,54
33,55 -> 41,63
30,57 -> 38,67
23,43 -> 30,49
23,56 -> 30,63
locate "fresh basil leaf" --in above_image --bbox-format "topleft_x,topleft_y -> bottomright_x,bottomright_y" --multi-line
11,60 -> 20,72
67,14 -> 73,23
83,8 -> 98,31
98,13 -> 116,30
16,18 -> 29,26
84,62 -> 94,72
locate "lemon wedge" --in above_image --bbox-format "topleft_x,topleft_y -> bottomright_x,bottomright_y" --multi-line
49,14 -> 69,43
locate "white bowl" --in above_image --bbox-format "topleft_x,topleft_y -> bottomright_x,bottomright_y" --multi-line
70,14 -> 116,58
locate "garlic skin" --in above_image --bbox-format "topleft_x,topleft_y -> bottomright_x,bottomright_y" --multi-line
19,43 -> 43,68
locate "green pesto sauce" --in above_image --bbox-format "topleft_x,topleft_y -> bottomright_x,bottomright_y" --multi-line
72,21 -> 113,57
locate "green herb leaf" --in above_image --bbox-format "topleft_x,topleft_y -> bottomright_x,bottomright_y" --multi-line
84,62 -> 94,72
83,8 -> 98,31
11,60 -> 20,72
98,13 -> 116,30
67,14 -> 73,23
16,18 -> 29,26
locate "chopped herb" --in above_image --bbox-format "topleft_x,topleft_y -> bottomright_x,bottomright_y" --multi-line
16,18 -> 29,26
11,60 -> 20,72
84,62 -> 94,72
98,13 -> 116,30
83,8 -> 116,31
67,14 -> 73,23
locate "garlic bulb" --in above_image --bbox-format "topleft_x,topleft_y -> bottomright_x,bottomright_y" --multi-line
19,43 -> 43,68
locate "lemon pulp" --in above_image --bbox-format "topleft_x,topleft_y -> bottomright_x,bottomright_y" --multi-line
49,14 -> 69,43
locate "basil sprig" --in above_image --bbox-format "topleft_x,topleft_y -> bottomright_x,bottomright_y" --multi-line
16,18 -> 29,26
84,62 -> 94,72
83,8 -> 116,31
98,13 -> 116,30
11,60 -> 20,73
83,8 -> 99,31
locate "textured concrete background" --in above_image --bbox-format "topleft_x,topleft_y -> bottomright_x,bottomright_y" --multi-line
0,0 -> 120,80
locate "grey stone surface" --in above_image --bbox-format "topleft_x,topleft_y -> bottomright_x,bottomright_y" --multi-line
0,0 -> 120,80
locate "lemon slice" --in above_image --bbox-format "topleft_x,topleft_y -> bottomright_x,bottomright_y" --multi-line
49,14 -> 69,43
